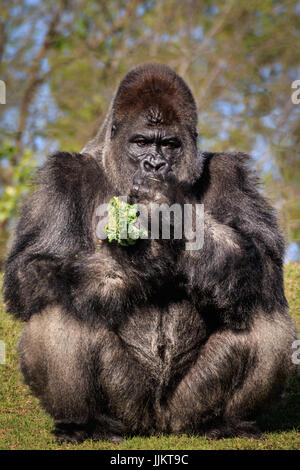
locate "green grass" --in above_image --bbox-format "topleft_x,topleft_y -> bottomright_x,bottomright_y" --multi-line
0,264 -> 299,450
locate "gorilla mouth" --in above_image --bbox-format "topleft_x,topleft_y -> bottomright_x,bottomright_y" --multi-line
129,172 -> 170,204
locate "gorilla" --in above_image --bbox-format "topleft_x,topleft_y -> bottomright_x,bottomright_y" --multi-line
4,63 -> 297,443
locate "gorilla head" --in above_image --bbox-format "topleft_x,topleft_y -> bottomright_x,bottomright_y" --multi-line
83,64 -> 202,197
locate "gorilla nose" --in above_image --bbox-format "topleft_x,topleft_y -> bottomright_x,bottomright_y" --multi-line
143,156 -> 167,173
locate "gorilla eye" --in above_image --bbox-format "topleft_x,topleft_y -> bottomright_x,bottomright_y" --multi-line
135,140 -> 149,147
162,140 -> 180,149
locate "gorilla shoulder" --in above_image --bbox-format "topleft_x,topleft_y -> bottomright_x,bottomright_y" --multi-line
38,151 -> 105,196
200,151 -> 258,192
198,151 -> 263,210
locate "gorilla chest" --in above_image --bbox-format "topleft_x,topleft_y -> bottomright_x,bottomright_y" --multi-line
118,300 -> 207,380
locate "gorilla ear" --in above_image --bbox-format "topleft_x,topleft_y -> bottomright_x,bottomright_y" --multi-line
111,123 -> 117,138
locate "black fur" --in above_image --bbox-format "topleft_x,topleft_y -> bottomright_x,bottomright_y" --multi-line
4,64 -> 297,442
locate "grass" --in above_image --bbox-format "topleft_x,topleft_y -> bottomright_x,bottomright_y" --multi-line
0,264 -> 299,450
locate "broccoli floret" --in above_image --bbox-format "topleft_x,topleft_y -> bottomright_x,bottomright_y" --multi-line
104,197 -> 147,246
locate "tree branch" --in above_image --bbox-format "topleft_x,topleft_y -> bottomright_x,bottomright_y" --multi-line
14,0 -> 67,162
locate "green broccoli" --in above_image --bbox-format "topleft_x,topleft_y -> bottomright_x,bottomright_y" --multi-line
104,197 -> 147,246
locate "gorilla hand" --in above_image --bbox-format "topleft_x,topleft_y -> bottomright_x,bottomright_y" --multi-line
68,252 -> 148,329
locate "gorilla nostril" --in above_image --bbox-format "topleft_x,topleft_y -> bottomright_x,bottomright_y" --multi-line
143,161 -> 154,172
156,162 -> 166,172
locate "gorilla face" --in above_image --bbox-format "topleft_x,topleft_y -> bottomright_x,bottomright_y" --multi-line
126,115 -> 183,194
109,113 -> 199,200
128,127 -> 181,178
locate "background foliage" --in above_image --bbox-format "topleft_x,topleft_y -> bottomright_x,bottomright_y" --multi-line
0,0 -> 300,267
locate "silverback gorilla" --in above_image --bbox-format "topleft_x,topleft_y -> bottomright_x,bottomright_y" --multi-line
4,64 -> 297,443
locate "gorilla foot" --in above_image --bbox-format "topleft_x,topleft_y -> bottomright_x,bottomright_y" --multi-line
205,420 -> 262,440
54,421 -> 124,444
54,422 -> 91,444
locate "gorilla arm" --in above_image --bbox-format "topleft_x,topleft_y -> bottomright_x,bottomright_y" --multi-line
179,152 -> 288,329
3,152 -> 150,328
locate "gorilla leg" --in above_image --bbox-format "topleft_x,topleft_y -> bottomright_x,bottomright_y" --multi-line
166,312 -> 296,438
18,305 -> 154,442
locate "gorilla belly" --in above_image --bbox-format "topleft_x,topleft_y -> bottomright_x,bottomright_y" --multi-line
118,300 -> 207,388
